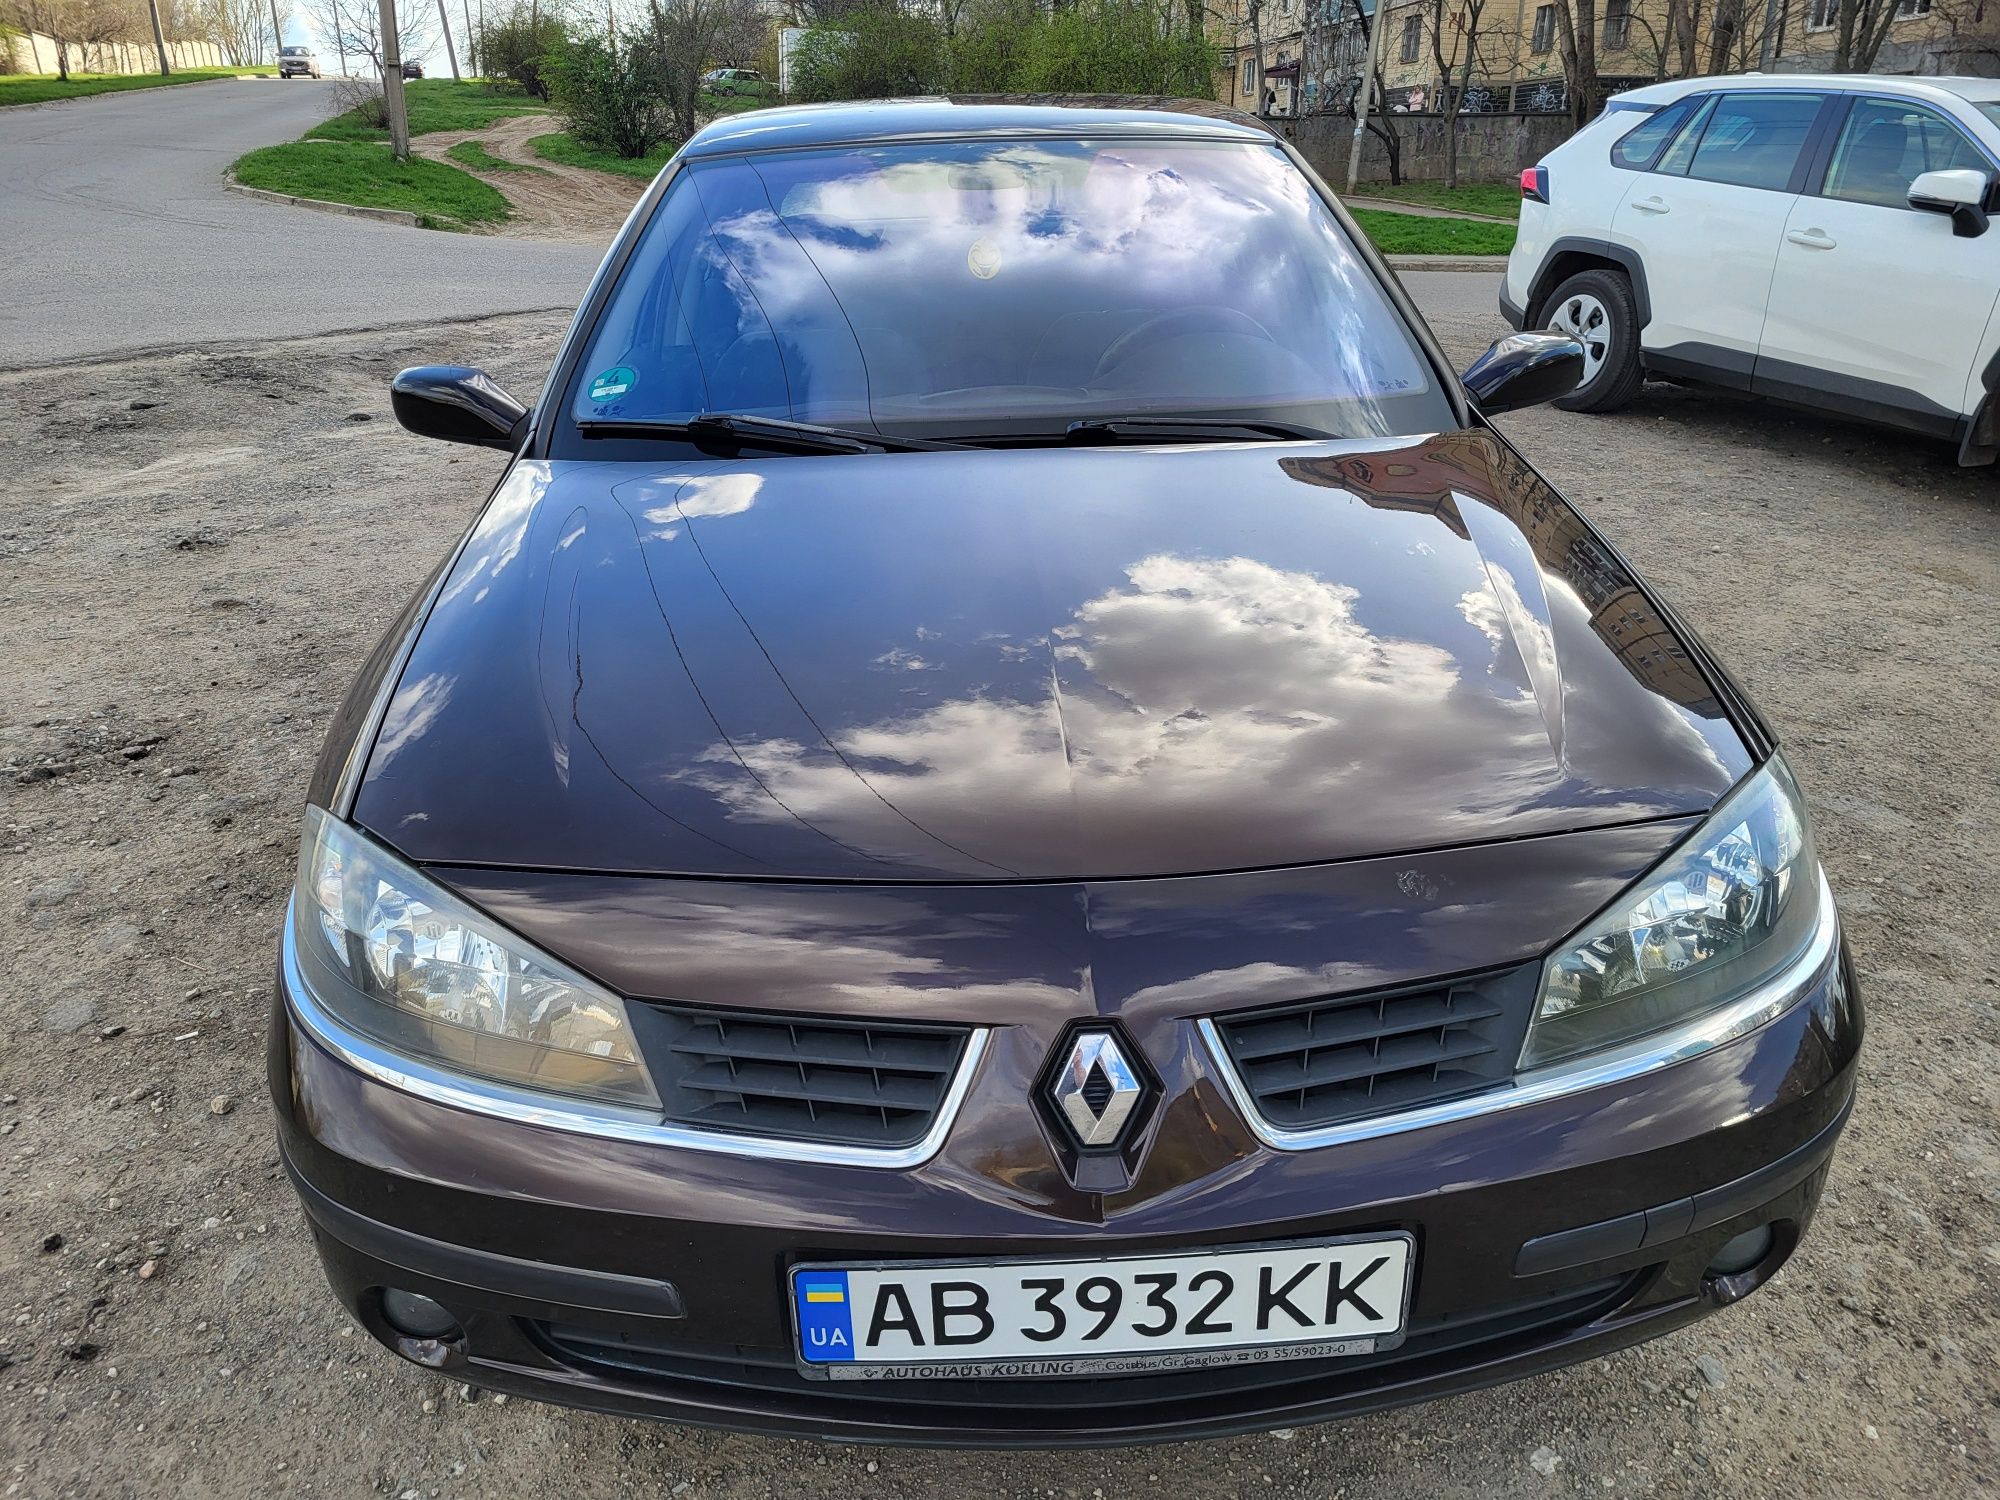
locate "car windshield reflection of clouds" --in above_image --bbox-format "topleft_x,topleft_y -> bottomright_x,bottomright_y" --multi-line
570,138 -> 1451,441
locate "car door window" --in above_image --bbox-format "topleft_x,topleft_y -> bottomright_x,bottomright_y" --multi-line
1653,95 -> 1718,175
1822,97 -> 1993,208
1609,96 -> 1701,169
1680,93 -> 1826,191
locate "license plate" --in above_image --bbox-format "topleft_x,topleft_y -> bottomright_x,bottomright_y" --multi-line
789,1234 -> 1413,1379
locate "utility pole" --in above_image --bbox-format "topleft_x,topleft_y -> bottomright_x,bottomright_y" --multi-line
146,0 -> 171,74
269,0 -> 284,65
1345,0 -> 1391,193
463,0 -> 475,75
437,0 -> 460,78
378,0 -> 411,160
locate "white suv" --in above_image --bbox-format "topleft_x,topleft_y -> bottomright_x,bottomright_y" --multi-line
1502,74 -> 2000,465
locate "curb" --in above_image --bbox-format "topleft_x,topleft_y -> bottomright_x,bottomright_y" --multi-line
224,178 -> 422,228
1386,254 -> 1506,273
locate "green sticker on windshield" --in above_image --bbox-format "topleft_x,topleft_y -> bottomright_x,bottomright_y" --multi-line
588,365 -> 637,401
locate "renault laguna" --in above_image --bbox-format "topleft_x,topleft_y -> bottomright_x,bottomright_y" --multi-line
271,101 -> 1860,1445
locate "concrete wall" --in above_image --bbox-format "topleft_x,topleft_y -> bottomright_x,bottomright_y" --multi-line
1281,109 -> 1576,186
2,30 -> 228,75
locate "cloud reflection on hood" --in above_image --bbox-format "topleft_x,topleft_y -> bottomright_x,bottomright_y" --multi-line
678,542 -> 1689,874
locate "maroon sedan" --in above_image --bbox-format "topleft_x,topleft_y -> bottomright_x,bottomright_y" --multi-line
271,100 -> 1859,1445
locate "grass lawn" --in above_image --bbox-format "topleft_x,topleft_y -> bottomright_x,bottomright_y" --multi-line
0,68 -> 273,107
307,79 -> 547,142
1349,207 -> 1516,257
1349,181 -> 1524,220
447,138 -> 543,172
529,131 -> 675,180
232,141 -> 509,230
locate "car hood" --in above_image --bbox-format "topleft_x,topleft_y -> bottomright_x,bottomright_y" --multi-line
353,429 -> 1750,880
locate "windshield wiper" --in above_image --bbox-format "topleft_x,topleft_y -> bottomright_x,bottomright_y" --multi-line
575,414 -> 969,455
1061,416 -> 1335,445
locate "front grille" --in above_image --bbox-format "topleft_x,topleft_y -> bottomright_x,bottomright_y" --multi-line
528,1272 -> 1638,1432
1210,964 -> 1539,1132
643,1005 -> 973,1149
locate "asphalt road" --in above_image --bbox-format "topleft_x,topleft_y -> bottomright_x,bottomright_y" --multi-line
0,78 -> 602,368
1399,269 -> 1505,354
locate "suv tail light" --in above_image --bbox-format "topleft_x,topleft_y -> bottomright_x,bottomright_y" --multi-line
1520,166 -> 1550,204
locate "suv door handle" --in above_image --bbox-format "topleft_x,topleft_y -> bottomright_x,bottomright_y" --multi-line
1787,229 -> 1837,249
1631,196 -> 1670,214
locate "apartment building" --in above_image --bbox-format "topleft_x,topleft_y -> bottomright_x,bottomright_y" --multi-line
1214,0 -> 1999,122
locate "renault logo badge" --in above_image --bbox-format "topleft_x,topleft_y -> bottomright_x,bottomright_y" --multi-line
1049,1030 -> 1144,1149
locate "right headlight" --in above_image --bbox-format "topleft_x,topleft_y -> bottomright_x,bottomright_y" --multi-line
1523,757 -> 1827,1070
290,806 -> 659,1110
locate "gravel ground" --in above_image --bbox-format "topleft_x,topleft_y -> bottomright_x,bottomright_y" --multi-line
1,307 -> 1995,1499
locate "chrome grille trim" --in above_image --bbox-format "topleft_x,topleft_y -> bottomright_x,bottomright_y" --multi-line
1202,871 -> 1840,1152
280,899 -> 991,1169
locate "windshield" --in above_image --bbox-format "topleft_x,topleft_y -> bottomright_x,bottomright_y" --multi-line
565,136 -> 1452,444
1978,101 -> 2000,132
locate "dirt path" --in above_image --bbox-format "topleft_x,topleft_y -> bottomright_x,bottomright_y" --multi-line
413,111 -> 648,245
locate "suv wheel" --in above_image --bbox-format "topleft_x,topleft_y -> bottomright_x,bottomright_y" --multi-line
1541,269 -> 1643,413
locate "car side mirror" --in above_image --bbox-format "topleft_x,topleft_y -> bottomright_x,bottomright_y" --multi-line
1461,332 -> 1586,415
390,365 -> 530,450
1909,168 -> 1991,238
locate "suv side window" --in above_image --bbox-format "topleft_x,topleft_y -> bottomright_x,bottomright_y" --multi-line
1680,92 -> 1827,191
1654,95 -> 1718,175
1610,97 -> 1700,169
1822,96 -> 1994,208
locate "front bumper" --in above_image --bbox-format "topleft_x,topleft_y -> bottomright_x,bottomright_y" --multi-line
270,927 -> 1861,1445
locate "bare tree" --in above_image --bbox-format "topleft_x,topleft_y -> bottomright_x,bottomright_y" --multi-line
1549,0 -> 1603,128
645,0 -> 761,141
1421,0 -> 1513,187
203,0 -> 275,62
1825,0 -> 1912,69
299,0 -> 431,68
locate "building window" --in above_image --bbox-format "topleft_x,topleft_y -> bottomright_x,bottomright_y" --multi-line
1242,56 -> 1257,95
1531,4 -> 1557,53
1894,0 -> 1930,14
1807,0 -> 1837,29
1602,0 -> 1630,50
1400,15 -> 1423,61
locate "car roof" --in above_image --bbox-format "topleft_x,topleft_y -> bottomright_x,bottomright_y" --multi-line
679,97 -> 1275,160
1612,72 -> 2000,109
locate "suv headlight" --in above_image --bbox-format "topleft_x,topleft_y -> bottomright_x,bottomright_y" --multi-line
1523,757 -> 1826,1070
290,806 -> 659,1109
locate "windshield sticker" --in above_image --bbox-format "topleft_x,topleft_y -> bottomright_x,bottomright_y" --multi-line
966,237 -> 1001,280
588,365 -> 638,401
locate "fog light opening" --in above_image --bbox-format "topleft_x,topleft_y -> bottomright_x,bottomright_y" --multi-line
1706,1224 -> 1775,1278
1701,1221 -> 1793,1307
380,1288 -> 462,1341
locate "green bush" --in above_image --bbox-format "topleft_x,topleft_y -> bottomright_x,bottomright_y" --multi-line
1004,0 -> 1215,95
479,4 -> 570,100
792,0 -> 1217,104
945,0 -> 1044,91
546,28 -> 674,159
787,8 -> 946,102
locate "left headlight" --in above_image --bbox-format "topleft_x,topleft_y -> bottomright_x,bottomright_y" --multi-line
1523,757 -> 1828,1070
290,805 -> 659,1109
